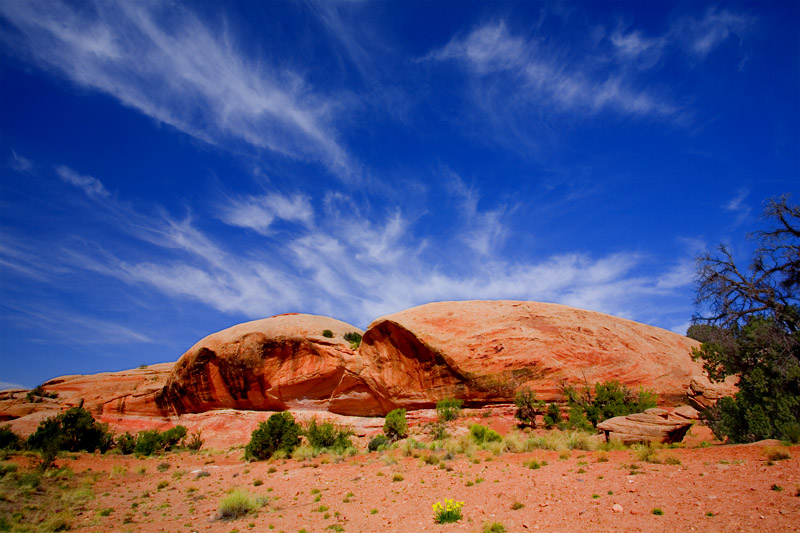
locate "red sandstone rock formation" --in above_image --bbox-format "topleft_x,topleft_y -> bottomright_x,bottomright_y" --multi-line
358,300 -> 705,410
1,301 -> 717,433
597,408 -> 693,444
155,314 -> 382,416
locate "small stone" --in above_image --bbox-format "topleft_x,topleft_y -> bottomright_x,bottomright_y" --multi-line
612,504 -> 624,513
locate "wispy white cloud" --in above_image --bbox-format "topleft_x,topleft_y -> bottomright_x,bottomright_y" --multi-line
427,21 -> 678,120
218,193 -> 315,235
680,7 -> 751,58
724,188 -> 752,227
0,0 -> 355,179
55,165 -> 110,198
0,381 -> 26,391
10,150 -> 33,173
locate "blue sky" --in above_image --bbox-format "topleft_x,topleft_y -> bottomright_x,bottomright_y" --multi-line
0,1 -> 797,389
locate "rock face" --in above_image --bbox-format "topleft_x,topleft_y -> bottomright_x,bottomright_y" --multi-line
686,374 -> 738,411
155,314 -> 382,416
597,408 -> 693,444
1,301 -> 710,429
358,301 -> 704,410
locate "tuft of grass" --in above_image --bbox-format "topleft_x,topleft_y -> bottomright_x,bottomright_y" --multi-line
596,451 -> 609,463
652,508 -> 664,515
771,484 -> 784,492
664,455 -> 682,465
217,489 -> 261,521
253,479 -> 263,487
157,480 -> 169,490
763,446 -> 791,461
482,522 -> 506,533
706,511 -> 715,517
510,501 -> 524,510
392,473 -> 404,482
97,507 -> 114,516
157,462 -> 171,472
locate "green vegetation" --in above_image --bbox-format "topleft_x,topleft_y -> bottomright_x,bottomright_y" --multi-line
0,426 -> 21,451
562,380 -> 657,429
245,412 -> 301,461
322,329 -> 334,338
543,403 -> 563,429
343,331 -> 362,349
217,489 -> 261,521
514,387 -> 543,428
28,407 -> 113,466
469,424 -> 502,445
482,522 -> 506,533
383,408 -> 408,441
303,418 -> 354,452
652,508 -> 664,515
432,498 -> 464,524
25,384 -> 58,403
368,434 -> 390,452
690,196 -> 799,443
436,398 -> 462,422
119,425 -> 188,456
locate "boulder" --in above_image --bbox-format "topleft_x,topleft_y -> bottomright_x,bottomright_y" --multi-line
597,409 -> 693,444
686,375 -> 738,411
358,300 -> 704,410
672,404 -> 700,420
155,314 -> 386,416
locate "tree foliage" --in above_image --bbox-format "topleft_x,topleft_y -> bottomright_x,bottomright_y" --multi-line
383,408 -> 408,441
27,407 -> 112,454
514,387 -> 543,428
245,412 -> 301,461
561,380 -> 657,428
690,195 -> 800,443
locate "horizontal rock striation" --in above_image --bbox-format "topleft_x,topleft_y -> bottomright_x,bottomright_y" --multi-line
155,314 -> 384,416
358,300 -> 705,410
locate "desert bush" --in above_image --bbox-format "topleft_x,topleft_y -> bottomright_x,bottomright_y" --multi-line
25,384 -> 58,403
563,380 -> 657,428
115,432 -> 136,454
0,425 -> 21,450
383,408 -> 408,441
343,331 -> 362,349
322,329 -> 334,338
483,522 -> 506,533
543,403 -> 563,429
130,425 -> 187,456
763,446 -> 791,461
368,434 -> 390,452
514,387 -> 543,428
245,412 -> 301,461
304,418 -> 354,451
186,430 -> 204,451
28,407 -> 113,461
217,489 -> 260,520
436,398 -> 462,422
470,424 -> 502,445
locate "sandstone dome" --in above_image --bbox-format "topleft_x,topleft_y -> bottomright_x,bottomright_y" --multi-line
156,313 -> 380,415
358,300 -> 703,409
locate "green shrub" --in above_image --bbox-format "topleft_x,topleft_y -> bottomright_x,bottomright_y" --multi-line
28,407 -> 113,455
0,426 -> 21,450
25,385 -> 58,403
514,388 -> 543,428
368,434 -> 390,452
383,409 -> 407,440
245,412 -> 301,461
115,432 -> 137,454
304,418 -> 354,451
562,380 -> 656,428
436,398 -> 462,422
217,489 -> 259,520
343,332 -> 362,349
483,522 -> 506,533
186,430 -> 204,451
470,424 -> 502,444
543,403 -> 562,429
322,330 -> 334,338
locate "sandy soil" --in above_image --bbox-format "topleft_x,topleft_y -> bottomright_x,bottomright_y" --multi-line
4,420 -> 799,533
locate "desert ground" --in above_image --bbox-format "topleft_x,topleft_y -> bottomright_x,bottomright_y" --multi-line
2,410 -> 799,533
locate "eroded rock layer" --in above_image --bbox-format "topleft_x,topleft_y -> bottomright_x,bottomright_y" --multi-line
155,314 -> 382,416
358,300 -> 704,409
